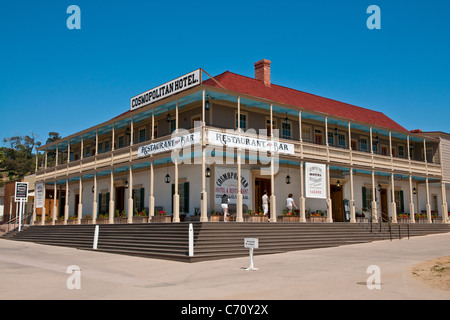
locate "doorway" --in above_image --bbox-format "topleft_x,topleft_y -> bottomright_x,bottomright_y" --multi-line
255,178 -> 271,214
331,185 -> 344,222
380,189 -> 388,222
115,186 -> 125,214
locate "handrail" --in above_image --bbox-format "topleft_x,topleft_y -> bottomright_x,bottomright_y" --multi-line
354,206 -> 410,241
5,212 -> 32,234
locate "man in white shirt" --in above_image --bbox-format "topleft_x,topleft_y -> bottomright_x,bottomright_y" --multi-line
262,190 -> 269,216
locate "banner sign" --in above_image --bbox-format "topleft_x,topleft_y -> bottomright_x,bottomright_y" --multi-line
207,130 -> 295,155
130,69 -> 202,111
214,167 -> 250,205
138,131 -> 200,157
15,182 -> 28,202
305,162 -> 327,199
36,182 -> 44,208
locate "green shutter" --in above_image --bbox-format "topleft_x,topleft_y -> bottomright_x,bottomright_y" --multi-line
184,182 -> 189,213
362,187 -> 367,210
140,188 -> 145,211
106,192 -> 110,214
171,184 -> 175,214
400,190 -> 404,213
98,193 -> 102,214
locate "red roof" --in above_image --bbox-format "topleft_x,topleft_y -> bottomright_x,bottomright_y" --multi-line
203,71 -> 408,133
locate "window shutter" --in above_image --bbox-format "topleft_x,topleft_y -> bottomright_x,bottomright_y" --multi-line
140,188 -> 144,211
106,192 -> 110,214
400,190 -> 404,213
184,182 -> 189,214
98,193 -> 102,214
362,187 -> 367,210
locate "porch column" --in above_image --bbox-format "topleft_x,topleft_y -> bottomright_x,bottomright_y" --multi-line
64,179 -> 69,225
442,181 -> 448,224
236,96 -> 243,222
149,160 -> 155,222
409,175 -> 415,223
200,90 -> 208,222
109,170 -> 115,224
128,166 -> 133,223
78,178 -> 82,224
391,173 -> 397,223
41,182 -> 46,225
52,180 -> 57,225
350,168 -> 356,223
326,165 -> 332,223
236,148 -> 243,222
92,173 -> 97,224
269,104 -> 276,223
426,177 -> 432,223
67,141 -> 71,163
173,100 -> 180,222
299,161 -> 306,222
371,171 -> 378,222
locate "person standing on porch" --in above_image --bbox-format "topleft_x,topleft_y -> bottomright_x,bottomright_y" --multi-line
221,194 -> 230,222
262,190 -> 269,219
285,193 -> 298,215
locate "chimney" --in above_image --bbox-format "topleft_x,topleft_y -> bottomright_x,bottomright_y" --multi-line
254,59 -> 271,86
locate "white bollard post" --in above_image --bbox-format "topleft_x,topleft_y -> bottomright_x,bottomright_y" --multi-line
244,238 -> 259,271
188,223 -> 194,257
93,225 -> 99,250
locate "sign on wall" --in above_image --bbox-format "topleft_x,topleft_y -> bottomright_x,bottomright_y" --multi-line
35,182 -> 44,208
214,167 -> 250,205
130,69 -> 202,111
208,130 -> 295,155
137,131 -> 200,157
305,162 -> 327,199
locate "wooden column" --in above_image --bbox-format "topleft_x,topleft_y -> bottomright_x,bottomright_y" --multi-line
391,173 -> 397,223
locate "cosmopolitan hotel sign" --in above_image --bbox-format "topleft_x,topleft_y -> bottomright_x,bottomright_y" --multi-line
130,69 -> 202,111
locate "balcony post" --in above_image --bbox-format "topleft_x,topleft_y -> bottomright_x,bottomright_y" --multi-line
426,177 -> 431,223
109,170 -> 114,224
236,96 -> 243,222
92,172 -> 97,224
299,161 -> 306,222
409,175 -> 415,223
371,171 -> 378,222
326,165 -> 332,222
391,173 -> 397,223
173,99 -> 180,223
148,160 -> 155,222
441,181 -> 448,224
78,177 -> 82,224
200,89 -> 208,222
52,180 -> 57,225
64,179 -> 69,225
350,168 -> 356,223
127,166 -> 133,224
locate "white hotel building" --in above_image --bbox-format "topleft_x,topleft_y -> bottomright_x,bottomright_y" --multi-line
33,60 -> 449,225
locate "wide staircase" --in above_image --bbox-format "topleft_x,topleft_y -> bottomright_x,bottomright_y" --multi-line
3,222 -> 450,262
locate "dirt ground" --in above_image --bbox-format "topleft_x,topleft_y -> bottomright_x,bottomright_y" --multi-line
411,256 -> 450,292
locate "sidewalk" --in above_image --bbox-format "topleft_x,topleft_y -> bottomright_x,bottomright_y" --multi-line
0,233 -> 449,300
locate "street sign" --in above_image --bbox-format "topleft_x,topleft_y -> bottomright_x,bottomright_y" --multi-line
15,182 -> 28,202
244,238 -> 259,249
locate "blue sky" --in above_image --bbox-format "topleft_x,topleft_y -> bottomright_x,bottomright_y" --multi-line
1,0 -> 449,149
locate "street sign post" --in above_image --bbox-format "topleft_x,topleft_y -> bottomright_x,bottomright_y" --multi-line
244,238 -> 259,271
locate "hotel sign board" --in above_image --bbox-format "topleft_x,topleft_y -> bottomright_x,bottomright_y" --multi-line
207,130 -> 295,155
130,69 -> 202,111
35,182 -> 44,208
137,131 -> 200,157
305,162 -> 327,199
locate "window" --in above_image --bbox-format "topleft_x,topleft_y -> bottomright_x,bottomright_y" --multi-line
328,132 -> 334,146
282,121 -> 291,139
235,112 -> 247,130
118,136 -> 124,148
362,187 -> 373,211
381,145 -> 388,156
170,119 -> 176,133
98,142 -> 103,154
302,126 -> 312,142
372,141 -> 377,154
338,133 -> 346,148
394,190 -> 404,214
360,137 -> 368,152
104,140 -> 110,152
85,146 -> 91,157
132,187 -> 145,213
265,117 -> 276,138
314,129 -> 323,145
152,125 -> 158,139
98,192 -> 110,214
398,145 -> 405,158
139,128 -> 146,142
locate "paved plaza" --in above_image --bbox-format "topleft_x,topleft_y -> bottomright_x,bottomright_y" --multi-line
0,233 -> 449,301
